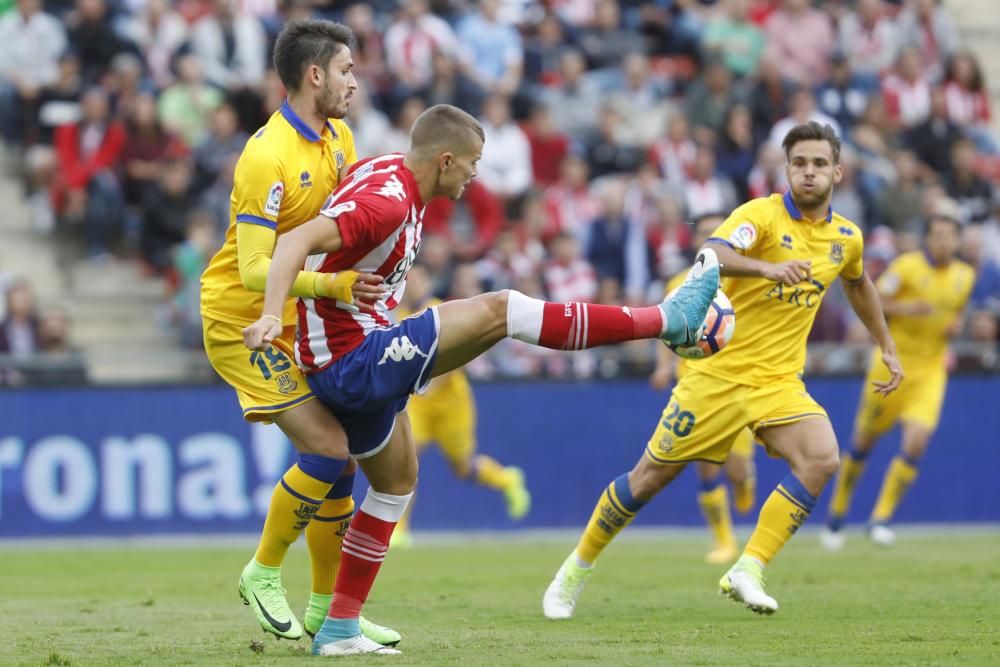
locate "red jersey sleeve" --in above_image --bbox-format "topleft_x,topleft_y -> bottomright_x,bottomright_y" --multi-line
319,174 -> 410,268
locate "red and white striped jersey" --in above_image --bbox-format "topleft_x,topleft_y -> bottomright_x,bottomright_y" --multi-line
296,154 -> 426,373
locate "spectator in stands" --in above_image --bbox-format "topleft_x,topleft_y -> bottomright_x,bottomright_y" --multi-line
578,0 -> 639,71
420,49 -> 485,119
764,0 -> 835,86
649,113 -> 697,189
838,0 -> 897,82
905,85 -> 963,176
422,178 -> 505,262
34,52 -> 83,146
53,86 -> 126,258
768,87 -> 841,147
702,0 -> 766,79
747,142 -> 789,199
342,2 -> 390,98
157,52 -> 225,148
646,192 -> 689,283
0,279 -> 40,360
607,53 -> 671,148
715,104 -> 756,202
816,52 -> 874,136
896,0 -> 960,80
66,0 -> 137,85
384,0 -> 461,97
875,149 -> 926,232
139,157 -> 196,271
585,105 -> 645,180
942,51 -> 995,153
961,224 -> 1000,352
586,179 -> 649,303
522,10 -> 570,87
882,46 -> 931,130
382,95 -> 426,154
685,57 -> 745,138
173,209 -> 218,348
749,57 -> 796,144
192,101 -> 249,193
121,91 -> 184,207
523,103 -> 570,188
544,231 -> 598,304
538,48 -> 602,139
684,144 -> 739,220
945,138 -> 994,225
0,0 -> 67,147
457,0 -> 523,96
543,154 -> 603,243
831,147 -> 866,228
121,0 -> 188,90
477,93 -> 532,204
475,227 -> 538,292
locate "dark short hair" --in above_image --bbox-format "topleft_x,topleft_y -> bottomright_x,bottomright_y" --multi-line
782,121 -> 842,163
273,19 -> 354,93
925,215 -> 962,235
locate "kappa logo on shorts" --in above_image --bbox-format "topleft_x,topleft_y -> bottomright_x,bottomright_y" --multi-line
378,335 -> 428,365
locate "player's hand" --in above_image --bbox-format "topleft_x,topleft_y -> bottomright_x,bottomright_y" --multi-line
318,271 -> 384,314
903,301 -> 934,317
763,260 -> 812,286
243,315 -> 284,352
649,365 -> 674,391
872,348 -> 904,396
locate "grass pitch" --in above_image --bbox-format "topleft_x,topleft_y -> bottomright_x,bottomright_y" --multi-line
3,530 -> 998,666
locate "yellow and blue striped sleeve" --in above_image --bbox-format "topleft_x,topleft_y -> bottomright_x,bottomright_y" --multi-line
232,143 -> 285,230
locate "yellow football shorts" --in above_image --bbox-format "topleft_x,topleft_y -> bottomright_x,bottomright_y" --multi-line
855,355 -> 945,437
202,317 -> 315,422
408,387 -> 477,466
645,368 -> 827,465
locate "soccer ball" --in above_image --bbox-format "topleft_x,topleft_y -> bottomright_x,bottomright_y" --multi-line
666,288 -> 736,359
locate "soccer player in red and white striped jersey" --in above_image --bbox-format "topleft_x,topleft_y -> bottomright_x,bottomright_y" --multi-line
242,104 -> 721,656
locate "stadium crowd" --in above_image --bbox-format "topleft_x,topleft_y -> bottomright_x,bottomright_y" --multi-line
1,0 -> 999,383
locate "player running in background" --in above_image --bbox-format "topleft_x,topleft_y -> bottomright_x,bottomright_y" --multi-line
392,263 -> 531,550
199,19 -> 398,645
650,212 -> 757,564
242,103 -> 721,655
543,122 -> 903,619
822,212 -> 974,549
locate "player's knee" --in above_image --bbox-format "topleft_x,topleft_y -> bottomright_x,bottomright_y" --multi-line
812,451 -> 841,481
484,290 -> 510,326
629,460 -> 681,501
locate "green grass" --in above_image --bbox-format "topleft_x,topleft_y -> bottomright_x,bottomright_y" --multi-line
3,531 -> 999,666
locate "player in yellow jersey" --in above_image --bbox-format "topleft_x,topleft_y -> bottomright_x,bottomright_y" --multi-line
650,213 -> 758,564
199,20 -> 398,644
821,213 -> 974,549
390,264 -> 531,549
544,122 -> 903,618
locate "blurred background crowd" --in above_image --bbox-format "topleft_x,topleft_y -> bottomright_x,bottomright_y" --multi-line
1,0 -> 999,385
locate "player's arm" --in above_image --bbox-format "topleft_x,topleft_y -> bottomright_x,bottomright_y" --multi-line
874,263 -> 933,317
843,271 -> 903,396
649,343 -> 678,391
701,207 -> 811,286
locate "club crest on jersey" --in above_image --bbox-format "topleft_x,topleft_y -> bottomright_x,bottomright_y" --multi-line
728,222 -> 757,250
830,241 -> 844,264
275,372 -> 298,394
300,170 -> 312,188
334,150 -> 345,169
378,336 -> 427,365
265,181 -> 283,217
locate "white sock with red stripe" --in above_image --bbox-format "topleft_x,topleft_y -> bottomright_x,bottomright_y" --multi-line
321,489 -> 412,640
506,290 -> 667,350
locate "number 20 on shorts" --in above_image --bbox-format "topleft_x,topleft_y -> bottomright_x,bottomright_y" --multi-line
662,399 -> 696,437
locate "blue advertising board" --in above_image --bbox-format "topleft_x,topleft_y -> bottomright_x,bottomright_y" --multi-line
1,378 -> 997,537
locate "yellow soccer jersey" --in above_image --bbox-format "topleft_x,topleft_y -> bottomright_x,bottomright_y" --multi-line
877,251 -> 975,366
700,192 -> 865,386
200,100 -> 358,326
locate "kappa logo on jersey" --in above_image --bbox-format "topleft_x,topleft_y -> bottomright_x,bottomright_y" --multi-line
265,181 -> 283,217
728,222 -> 757,250
324,200 -> 357,219
377,335 -> 428,365
377,174 -> 406,201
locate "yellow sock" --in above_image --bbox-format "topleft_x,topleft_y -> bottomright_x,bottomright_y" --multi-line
254,464 -> 332,568
305,495 -> 354,595
744,474 -> 817,566
698,484 -> 736,549
827,450 -> 867,527
871,456 -> 918,524
575,474 -> 646,565
474,454 -> 514,491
